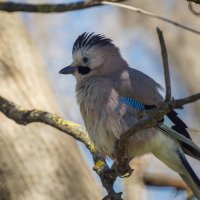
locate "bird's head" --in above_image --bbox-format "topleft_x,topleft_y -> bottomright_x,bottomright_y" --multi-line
59,32 -> 127,81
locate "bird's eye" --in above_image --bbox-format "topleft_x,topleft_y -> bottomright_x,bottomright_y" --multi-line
82,57 -> 89,63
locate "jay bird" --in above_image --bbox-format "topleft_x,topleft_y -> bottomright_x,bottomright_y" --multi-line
59,33 -> 200,198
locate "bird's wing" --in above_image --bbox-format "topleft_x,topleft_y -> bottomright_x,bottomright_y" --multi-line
112,67 -> 163,105
113,68 -> 200,160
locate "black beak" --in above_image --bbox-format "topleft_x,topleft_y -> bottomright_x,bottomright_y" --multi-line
59,66 -> 78,74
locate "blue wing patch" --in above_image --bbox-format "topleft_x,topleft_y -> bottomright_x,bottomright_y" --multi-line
119,97 -> 145,110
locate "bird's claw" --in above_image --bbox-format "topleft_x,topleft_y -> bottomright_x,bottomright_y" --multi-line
112,162 -> 134,178
119,167 -> 133,178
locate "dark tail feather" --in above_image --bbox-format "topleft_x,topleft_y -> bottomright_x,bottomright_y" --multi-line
182,143 -> 200,161
157,124 -> 200,161
178,151 -> 200,200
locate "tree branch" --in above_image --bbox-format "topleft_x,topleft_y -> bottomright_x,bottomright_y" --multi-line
0,95 -> 92,150
156,28 -> 171,102
0,1 -> 102,13
0,0 -> 126,13
0,1 -> 200,36
102,1 -> 200,35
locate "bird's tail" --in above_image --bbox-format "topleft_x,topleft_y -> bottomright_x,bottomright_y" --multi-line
153,132 -> 200,199
178,151 -> 200,200
157,123 -> 200,161
180,174 -> 200,200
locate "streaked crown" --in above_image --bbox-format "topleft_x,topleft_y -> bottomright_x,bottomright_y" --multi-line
72,32 -> 114,53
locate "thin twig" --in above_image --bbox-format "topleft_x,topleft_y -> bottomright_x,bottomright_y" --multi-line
102,1 -> 200,35
156,28 -> 171,102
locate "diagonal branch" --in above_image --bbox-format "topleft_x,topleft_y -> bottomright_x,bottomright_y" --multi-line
102,1 -> 200,35
156,28 -> 171,102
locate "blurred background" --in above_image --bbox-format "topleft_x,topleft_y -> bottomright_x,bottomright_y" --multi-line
0,0 -> 200,199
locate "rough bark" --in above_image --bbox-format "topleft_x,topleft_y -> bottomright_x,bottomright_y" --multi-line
0,12 -> 101,200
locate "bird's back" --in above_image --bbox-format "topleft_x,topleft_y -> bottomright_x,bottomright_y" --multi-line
111,67 -> 163,105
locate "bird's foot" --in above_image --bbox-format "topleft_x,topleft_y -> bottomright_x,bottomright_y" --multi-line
112,161 -> 133,178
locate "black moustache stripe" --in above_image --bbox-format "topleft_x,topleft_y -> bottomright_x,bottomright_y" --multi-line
78,66 -> 91,75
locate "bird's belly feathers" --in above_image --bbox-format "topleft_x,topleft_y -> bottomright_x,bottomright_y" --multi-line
80,104 -> 118,157
76,79 -> 158,158
80,100 -> 157,158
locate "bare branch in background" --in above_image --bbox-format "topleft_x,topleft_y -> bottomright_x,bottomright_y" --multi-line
102,1 -> 200,35
156,28 -> 171,102
143,172 -> 188,190
0,1 -> 102,13
0,1 -> 200,36
144,173 -> 195,200
0,0 -> 125,13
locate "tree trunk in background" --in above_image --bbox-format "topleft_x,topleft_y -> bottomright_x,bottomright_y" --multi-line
0,12 -> 101,200
123,156 -> 150,200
